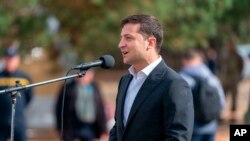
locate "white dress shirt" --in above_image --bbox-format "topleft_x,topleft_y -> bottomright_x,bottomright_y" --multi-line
123,56 -> 162,126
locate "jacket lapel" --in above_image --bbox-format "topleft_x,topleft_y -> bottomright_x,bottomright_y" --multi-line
125,61 -> 167,130
117,74 -> 133,137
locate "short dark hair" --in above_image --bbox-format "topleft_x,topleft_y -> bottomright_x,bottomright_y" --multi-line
182,48 -> 205,61
121,14 -> 163,52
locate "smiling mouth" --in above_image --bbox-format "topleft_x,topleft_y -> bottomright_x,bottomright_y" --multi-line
122,51 -> 128,56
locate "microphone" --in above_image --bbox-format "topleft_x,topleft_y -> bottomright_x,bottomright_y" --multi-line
71,54 -> 115,70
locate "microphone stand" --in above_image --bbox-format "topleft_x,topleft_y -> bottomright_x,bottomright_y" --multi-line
0,70 -> 86,141
10,81 -> 21,141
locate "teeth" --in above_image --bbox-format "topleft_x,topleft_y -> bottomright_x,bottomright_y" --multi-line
122,51 -> 128,55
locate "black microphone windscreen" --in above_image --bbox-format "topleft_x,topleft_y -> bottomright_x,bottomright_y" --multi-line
99,55 -> 115,69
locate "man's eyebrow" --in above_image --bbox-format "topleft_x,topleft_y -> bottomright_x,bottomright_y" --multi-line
121,33 -> 134,37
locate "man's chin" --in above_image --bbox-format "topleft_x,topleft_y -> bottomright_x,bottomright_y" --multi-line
123,59 -> 130,65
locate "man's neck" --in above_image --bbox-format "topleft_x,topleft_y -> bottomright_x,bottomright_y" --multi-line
133,55 -> 160,73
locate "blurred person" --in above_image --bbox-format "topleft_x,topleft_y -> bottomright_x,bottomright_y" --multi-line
205,48 -> 219,75
109,14 -> 194,141
242,53 -> 250,79
55,70 -> 107,141
219,37 -> 243,122
0,58 -> 4,71
243,53 -> 250,123
179,49 -> 225,141
0,47 -> 33,141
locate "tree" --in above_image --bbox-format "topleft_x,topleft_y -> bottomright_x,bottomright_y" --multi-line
0,0 -> 249,67
0,0 -> 48,56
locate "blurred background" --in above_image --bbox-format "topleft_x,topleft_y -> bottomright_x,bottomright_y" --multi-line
0,0 -> 250,140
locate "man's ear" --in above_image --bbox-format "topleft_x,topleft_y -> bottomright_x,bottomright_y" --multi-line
146,36 -> 157,50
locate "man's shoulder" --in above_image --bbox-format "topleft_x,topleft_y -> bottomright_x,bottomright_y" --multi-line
0,71 -> 4,76
158,67 -> 190,90
15,70 -> 32,79
163,65 -> 184,81
0,70 -> 29,78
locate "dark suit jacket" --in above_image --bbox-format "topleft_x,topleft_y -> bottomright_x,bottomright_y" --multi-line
109,61 -> 194,141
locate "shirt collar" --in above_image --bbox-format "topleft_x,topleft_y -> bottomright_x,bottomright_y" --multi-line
128,56 -> 162,77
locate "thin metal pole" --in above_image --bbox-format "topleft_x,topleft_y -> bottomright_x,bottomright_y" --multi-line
0,71 -> 85,141
10,97 -> 17,141
0,72 -> 85,95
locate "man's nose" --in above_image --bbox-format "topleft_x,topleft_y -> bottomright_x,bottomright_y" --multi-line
118,39 -> 125,49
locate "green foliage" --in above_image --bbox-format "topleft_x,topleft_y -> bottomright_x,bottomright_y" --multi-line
0,0 -> 249,63
0,9 -> 14,36
0,0 -> 49,54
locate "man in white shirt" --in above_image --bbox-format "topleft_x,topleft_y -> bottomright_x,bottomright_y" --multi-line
109,14 -> 194,141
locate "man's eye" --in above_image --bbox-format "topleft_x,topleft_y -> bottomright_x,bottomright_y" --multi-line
126,37 -> 133,40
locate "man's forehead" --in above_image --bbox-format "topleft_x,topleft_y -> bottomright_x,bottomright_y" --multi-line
121,23 -> 140,35
122,23 -> 140,30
